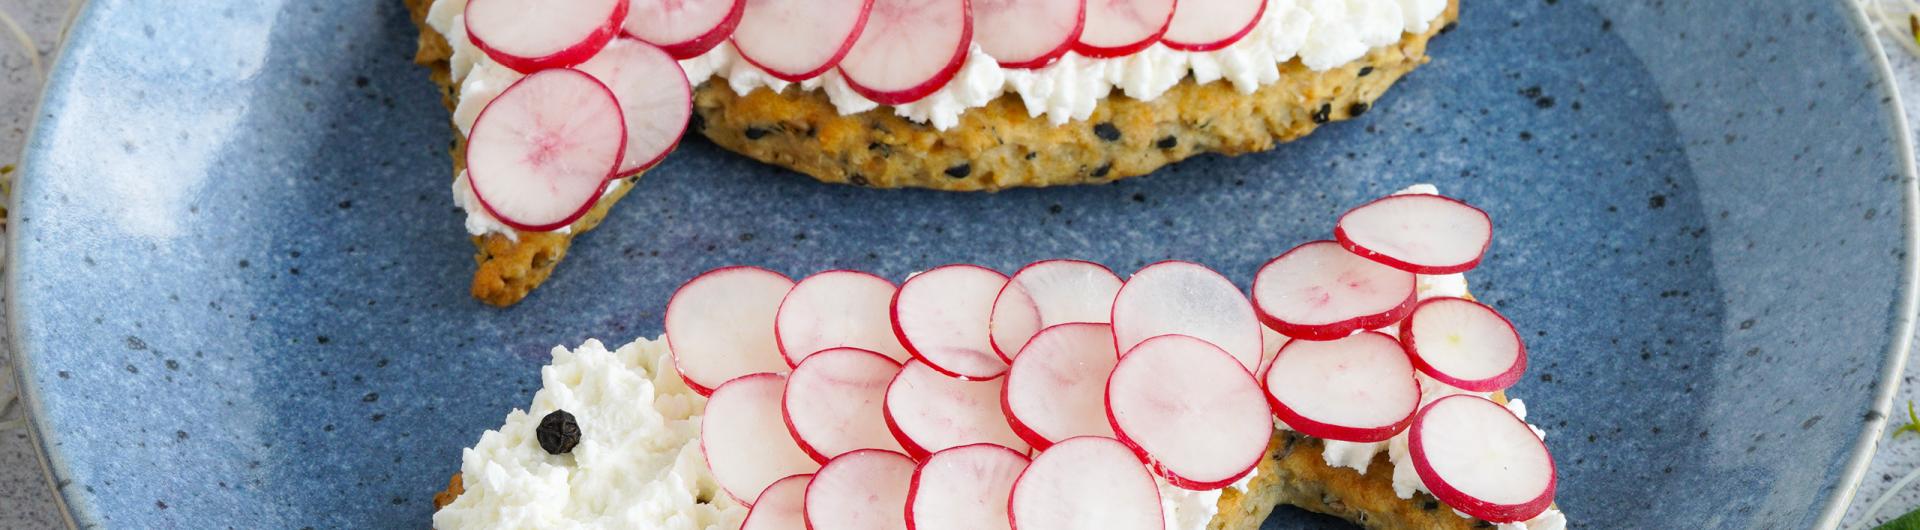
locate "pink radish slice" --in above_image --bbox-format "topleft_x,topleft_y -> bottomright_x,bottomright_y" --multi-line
805,449 -> 917,530
1106,335 -> 1271,490
906,444 -> 1030,530
838,0 -> 973,105
665,266 -> 794,395
973,0 -> 1085,68
1409,395 -> 1557,523
1334,193 -> 1494,274
465,0 -> 629,73
1007,436 -> 1164,530
574,38 -> 693,177
1262,331 -> 1420,443
1251,240 -> 1416,342
884,360 -> 1031,459
892,264 -> 1011,380
989,259 -> 1123,362
623,0 -> 745,58
465,69 -> 623,232
1110,260 -> 1264,372
732,0 -> 875,82
1161,0 -> 1265,51
783,347 -> 907,462
1001,323 -> 1119,450
777,270 -> 911,366
1073,0 -> 1176,58
1401,297 -> 1527,393
742,474 -> 811,530
702,373 -> 822,504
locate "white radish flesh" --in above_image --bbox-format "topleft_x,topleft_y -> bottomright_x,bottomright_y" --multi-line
573,38 -> 692,177
838,0 -> 973,105
1111,260 -> 1264,372
1252,240 -> 1416,341
702,373 -> 822,504
1106,335 -> 1271,490
665,266 -> 794,396
784,347 -> 907,462
892,264 -> 1012,379
465,0 -> 629,73
973,0 -> 1085,68
1073,0 -> 1176,58
733,0 -> 875,82
906,444 -> 1030,530
1162,0 -> 1265,51
1007,436 -> 1164,530
1262,331 -> 1420,442
1256,325 -> 1288,381
741,474 -> 811,530
623,0 -> 745,58
805,449 -> 918,530
1409,395 -> 1557,523
777,270 -> 912,366
989,259 -> 1122,362
1335,193 -> 1494,274
464,69 -> 624,232
1001,323 -> 1119,449
1401,297 -> 1527,392
885,360 -> 1031,459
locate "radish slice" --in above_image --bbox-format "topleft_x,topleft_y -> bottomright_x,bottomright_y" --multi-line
1334,194 -> 1494,275
989,259 -> 1122,362
702,373 -> 822,504
973,0 -> 1085,68
1251,240 -> 1417,342
1262,331 -> 1420,443
784,347 -> 907,462
1073,0 -> 1176,58
805,449 -> 918,530
742,474 -> 811,530
906,444 -> 1030,530
1256,325 -> 1288,380
1002,323 -> 1119,449
884,360 -> 1031,459
574,38 -> 693,177
838,0 -> 973,105
1110,261 -> 1264,372
1106,335 -> 1271,490
1409,395 -> 1557,523
1007,436 -> 1164,530
892,264 -> 1011,380
465,0 -> 629,73
465,69 -> 623,232
777,270 -> 912,366
666,266 -> 794,396
1161,0 -> 1264,51
623,0 -> 745,59
733,0 -> 875,82
1400,297 -> 1527,392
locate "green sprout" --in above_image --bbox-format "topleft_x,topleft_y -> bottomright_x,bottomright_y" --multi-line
1893,401 -> 1920,439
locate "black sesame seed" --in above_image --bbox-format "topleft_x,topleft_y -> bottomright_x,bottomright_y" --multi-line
1025,152 -> 1037,160
1357,66 -> 1375,77
1155,136 -> 1178,149
1311,104 -> 1332,124
944,163 -> 972,179
1093,122 -> 1122,142
1440,22 -> 1458,34
537,410 -> 581,455
868,142 -> 892,158
1348,102 -> 1370,117
850,174 -> 871,187
743,127 -> 771,140
1091,164 -> 1112,178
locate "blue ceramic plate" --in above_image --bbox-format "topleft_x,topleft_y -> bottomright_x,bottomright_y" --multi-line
10,0 -> 1916,528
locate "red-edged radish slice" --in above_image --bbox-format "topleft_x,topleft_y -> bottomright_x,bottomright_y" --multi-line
906,444 -> 1030,530
1401,297 -> 1527,392
892,264 -> 1011,380
623,0 -> 745,59
784,347 -> 907,462
732,0 -> 875,82
1335,193 -> 1494,275
1161,0 -> 1264,51
838,0 -> 973,105
1111,260 -> 1264,372
464,69 -> 624,232
1262,331 -> 1420,443
702,373 -> 822,504
1001,323 -> 1119,449
989,260 -> 1122,362
465,0 -> 629,73
1007,436 -> 1164,530
1073,0 -> 1176,58
742,474 -> 811,530
666,266 -> 794,395
805,449 -> 917,530
1106,335 -> 1271,490
974,0 -> 1085,68
777,270 -> 911,366
1256,325 -> 1288,380
1409,395 -> 1557,523
884,360 -> 1031,459
1252,240 -> 1416,341
574,38 -> 693,177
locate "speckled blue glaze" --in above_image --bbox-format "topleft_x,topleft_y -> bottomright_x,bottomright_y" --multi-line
7,0 -> 1916,527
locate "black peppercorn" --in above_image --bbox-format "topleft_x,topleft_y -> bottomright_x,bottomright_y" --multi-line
1357,65 -> 1374,77
1155,136 -> 1178,149
1090,164 -> 1112,178
944,163 -> 972,179
744,126 -> 771,140
1093,122 -> 1122,142
1311,104 -> 1332,124
537,410 -> 581,455
1348,102 -> 1370,117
